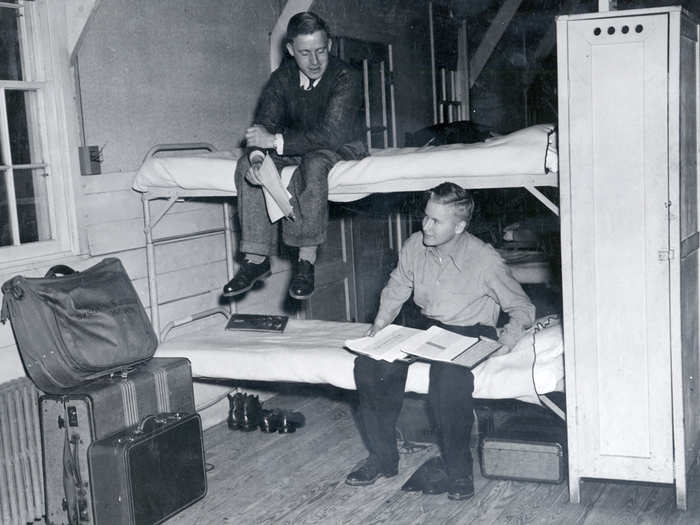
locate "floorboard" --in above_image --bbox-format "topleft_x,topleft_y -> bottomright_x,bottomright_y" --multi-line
165,387 -> 700,525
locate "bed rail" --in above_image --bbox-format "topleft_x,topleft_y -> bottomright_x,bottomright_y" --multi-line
140,143 -> 235,340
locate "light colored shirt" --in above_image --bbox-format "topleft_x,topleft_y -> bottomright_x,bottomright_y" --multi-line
299,70 -> 321,90
375,231 -> 535,348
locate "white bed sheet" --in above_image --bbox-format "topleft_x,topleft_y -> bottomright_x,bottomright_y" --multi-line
154,318 -> 563,405
132,124 -> 558,201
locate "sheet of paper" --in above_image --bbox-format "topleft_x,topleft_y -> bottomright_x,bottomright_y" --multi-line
344,324 -> 421,362
401,325 -> 478,362
258,154 -> 294,222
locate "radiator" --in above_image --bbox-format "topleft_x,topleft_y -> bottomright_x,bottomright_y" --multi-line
0,377 -> 43,525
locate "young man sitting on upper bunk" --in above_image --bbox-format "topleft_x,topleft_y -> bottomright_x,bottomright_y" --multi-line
345,182 -> 535,500
223,11 -> 366,301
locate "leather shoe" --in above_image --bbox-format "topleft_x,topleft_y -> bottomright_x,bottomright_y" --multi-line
277,410 -> 305,433
259,409 -> 306,433
401,456 -> 448,494
447,476 -> 475,501
259,409 -> 283,433
240,394 -> 262,431
223,258 -> 271,297
288,260 -> 314,300
226,392 -> 245,430
345,458 -> 398,486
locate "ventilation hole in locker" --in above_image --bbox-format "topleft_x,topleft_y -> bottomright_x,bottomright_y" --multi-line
622,25 -> 629,34
636,24 -> 643,33
607,26 -> 615,35
594,27 -> 601,35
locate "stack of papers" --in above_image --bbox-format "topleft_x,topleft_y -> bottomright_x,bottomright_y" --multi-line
344,324 -> 503,368
258,154 -> 294,222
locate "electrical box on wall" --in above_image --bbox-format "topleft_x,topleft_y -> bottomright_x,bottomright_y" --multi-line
79,145 -> 102,175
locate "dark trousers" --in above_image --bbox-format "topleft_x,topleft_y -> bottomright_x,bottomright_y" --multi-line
353,322 -> 497,481
234,145 -> 364,255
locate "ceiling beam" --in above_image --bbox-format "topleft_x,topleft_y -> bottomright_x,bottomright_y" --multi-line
469,0 -> 523,88
522,0 -> 581,86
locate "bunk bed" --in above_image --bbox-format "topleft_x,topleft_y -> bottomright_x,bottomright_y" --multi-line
132,123 -> 563,423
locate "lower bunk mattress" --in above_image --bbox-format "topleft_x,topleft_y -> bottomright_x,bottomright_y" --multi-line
155,317 -> 563,405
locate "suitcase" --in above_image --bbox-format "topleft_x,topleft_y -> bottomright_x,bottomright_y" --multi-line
479,415 -> 567,483
1,258 -> 158,393
88,412 -> 207,525
40,358 -> 195,525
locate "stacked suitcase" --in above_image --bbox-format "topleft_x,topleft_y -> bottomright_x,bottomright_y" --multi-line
1,258 -> 207,525
40,358 -> 206,525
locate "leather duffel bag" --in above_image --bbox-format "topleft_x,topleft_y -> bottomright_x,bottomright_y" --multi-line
1,257 -> 157,393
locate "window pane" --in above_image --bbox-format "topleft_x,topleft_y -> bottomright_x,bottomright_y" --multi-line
0,168 -> 51,247
15,168 -> 50,244
7,89 -> 42,165
0,170 -> 10,246
0,7 -> 22,81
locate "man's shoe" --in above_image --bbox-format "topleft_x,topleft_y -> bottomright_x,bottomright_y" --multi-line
240,394 -> 262,431
223,258 -> 271,297
288,260 -> 315,300
226,392 -> 246,430
401,456 -> 447,493
345,458 -> 398,486
447,477 -> 475,501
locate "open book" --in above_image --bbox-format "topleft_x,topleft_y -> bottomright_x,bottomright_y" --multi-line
344,324 -> 503,368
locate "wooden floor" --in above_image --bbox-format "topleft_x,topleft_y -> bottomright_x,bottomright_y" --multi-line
167,386 -> 700,525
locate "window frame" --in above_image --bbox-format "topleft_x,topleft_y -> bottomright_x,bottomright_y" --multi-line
0,0 -> 80,269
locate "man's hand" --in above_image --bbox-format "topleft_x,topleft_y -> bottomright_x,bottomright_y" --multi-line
245,125 -> 275,149
366,319 -> 389,337
245,161 -> 263,186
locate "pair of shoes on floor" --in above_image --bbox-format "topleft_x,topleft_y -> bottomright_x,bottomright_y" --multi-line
221,257 -> 315,300
345,457 -> 398,486
288,259 -> 314,300
226,392 -> 263,431
223,258 -> 271,297
259,408 -> 306,433
401,457 -> 474,500
401,456 -> 449,494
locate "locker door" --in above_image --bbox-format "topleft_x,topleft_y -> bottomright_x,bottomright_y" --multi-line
564,13 -> 673,482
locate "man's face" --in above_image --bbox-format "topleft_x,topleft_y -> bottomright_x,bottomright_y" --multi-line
286,30 -> 331,80
422,199 -> 466,247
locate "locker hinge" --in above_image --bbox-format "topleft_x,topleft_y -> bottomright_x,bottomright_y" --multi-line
658,249 -> 675,261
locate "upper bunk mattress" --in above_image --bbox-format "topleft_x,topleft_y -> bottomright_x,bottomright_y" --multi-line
132,124 -> 558,202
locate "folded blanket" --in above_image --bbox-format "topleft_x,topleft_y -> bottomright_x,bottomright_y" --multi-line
132,124 -> 558,201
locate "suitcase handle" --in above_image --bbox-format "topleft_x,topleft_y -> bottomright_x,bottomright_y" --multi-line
135,412 -> 184,434
44,264 -> 77,278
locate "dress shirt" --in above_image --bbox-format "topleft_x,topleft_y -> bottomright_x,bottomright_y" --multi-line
375,231 -> 535,348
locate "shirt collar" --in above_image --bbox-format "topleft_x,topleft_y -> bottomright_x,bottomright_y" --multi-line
299,71 -> 321,90
426,233 -> 470,272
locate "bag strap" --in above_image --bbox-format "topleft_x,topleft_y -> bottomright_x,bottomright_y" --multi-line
45,265 -> 76,278
61,404 -> 80,525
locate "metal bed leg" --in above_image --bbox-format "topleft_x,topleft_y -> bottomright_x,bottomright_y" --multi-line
223,201 -> 235,281
142,194 -> 161,340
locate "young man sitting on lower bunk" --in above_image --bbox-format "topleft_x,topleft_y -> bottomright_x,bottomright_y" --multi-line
345,182 -> 535,500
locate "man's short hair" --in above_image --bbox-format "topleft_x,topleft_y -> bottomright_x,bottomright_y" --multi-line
427,182 -> 474,225
287,12 -> 331,42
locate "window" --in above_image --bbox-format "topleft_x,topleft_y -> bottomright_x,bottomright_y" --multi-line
0,0 -> 77,266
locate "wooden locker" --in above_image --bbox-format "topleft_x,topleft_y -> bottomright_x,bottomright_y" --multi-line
557,7 -> 700,510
